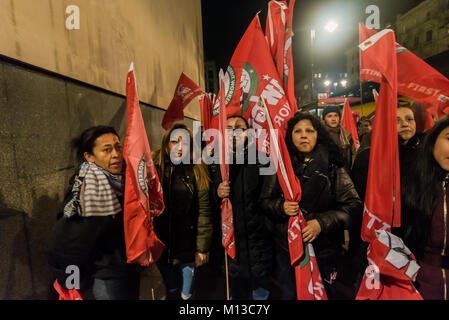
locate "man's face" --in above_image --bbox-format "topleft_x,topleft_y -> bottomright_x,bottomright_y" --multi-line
226,117 -> 248,152
324,112 -> 340,128
361,120 -> 372,135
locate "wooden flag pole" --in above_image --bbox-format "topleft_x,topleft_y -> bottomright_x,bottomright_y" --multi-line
224,248 -> 230,300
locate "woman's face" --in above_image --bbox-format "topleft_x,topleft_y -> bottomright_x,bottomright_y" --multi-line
292,119 -> 318,155
397,107 -> 416,144
84,133 -> 123,174
433,126 -> 449,171
167,134 -> 190,162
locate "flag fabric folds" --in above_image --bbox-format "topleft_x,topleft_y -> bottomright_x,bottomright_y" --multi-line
218,14 -> 294,154
218,70 -> 236,259
261,97 -> 327,300
53,280 -> 83,300
265,0 -> 298,114
356,230 -> 422,300
359,30 -> 401,243
162,72 -> 205,130
360,23 -> 449,116
341,99 -> 360,151
123,63 -> 166,266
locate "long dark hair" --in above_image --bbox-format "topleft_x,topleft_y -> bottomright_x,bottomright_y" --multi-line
72,126 -> 119,162
402,115 -> 449,256
285,112 -> 345,167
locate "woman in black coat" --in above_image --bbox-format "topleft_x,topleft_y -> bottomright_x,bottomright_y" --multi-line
260,113 -> 361,300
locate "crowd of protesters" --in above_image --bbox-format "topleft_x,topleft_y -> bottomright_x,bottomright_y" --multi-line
45,101 -> 449,300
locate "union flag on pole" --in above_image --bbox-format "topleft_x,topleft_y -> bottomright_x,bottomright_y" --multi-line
162,72 -> 205,130
341,99 -> 360,150
214,14 -> 294,153
265,0 -> 298,113
261,96 -> 327,300
359,30 -> 401,242
217,70 -> 236,259
360,23 -> 449,116
124,63 -> 166,266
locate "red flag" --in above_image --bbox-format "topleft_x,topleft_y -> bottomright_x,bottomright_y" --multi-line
53,280 -> 83,300
261,97 -> 327,300
162,72 -> 205,130
217,70 -> 236,259
360,23 -> 449,116
424,110 -> 435,131
124,63 -> 166,266
199,94 -> 214,132
265,0 -> 298,114
359,30 -> 401,242
214,14 -> 294,154
341,99 -> 360,151
356,230 -> 422,300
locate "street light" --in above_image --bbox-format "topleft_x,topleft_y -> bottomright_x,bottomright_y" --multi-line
324,21 -> 339,33
324,80 -> 331,87
340,80 -> 348,88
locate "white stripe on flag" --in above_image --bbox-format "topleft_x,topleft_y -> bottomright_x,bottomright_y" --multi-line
359,29 -> 393,51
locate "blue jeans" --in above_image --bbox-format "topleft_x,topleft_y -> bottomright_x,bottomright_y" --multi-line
92,277 -> 140,300
157,262 -> 196,300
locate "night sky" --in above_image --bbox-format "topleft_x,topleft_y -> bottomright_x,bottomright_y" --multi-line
201,0 -> 425,83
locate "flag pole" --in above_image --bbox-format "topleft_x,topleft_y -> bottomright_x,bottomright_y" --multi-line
224,248 -> 230,300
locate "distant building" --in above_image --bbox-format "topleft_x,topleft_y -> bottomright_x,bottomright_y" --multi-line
204,60 -> 219,94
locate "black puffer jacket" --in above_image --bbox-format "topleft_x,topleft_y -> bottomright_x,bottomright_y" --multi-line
209,151 -> 274,289
260,145 -> 361,263
154,162 -> 213,265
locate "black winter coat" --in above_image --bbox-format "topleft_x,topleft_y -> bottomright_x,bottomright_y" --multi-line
260,145 -> 361,264
154,163 -> 213,265
209,152 -> 274,289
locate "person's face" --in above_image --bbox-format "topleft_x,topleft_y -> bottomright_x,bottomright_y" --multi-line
84,133 -> 123,174
397,107 -> 416,144
227,117 -> 248,151
361,120 -> 372,135
324,112 -> 340,128
433,127 -> 449,171
167,134 -> 190,162
292,119 -> 318,155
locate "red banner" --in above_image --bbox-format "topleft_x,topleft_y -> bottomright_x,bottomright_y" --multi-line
162,72 -> 205,130
265,0 -> 298,113
214,14 -> 294,154
124,63 -> 166,266
218,71 -> 236,259
261,97 -> 327,300
360,23 -> 449,116
341,99 -> 360,150
359,30 -> 401,242
356,230 -> 422,300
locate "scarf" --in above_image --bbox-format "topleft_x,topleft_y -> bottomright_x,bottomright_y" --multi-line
63,162 -> 124,218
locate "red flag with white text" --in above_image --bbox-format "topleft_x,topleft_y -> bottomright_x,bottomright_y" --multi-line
162,72 -> 205,130
261,97 -> 327,300
359,30 -> 401,242
360,23 -> 449,116
265,0 -> 298,114
341,99 -> 360,150
212,14 -> 294,154
218,71 -> 236,259
124,63 -> 166,266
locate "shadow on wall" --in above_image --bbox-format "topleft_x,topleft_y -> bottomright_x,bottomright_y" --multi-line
0,189 -> 63,300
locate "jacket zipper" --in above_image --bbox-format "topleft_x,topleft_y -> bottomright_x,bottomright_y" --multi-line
442,178 -> 448,300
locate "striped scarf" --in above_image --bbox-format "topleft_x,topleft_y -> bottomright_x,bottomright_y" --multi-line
80,162 -> 123,217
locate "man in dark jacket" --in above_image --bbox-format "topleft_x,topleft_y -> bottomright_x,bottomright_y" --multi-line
210,115 -> 274,300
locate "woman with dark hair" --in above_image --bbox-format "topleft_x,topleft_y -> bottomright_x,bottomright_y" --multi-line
401,116 -> 449,300
260,113 -> 361,299
46,126 -> 141,300
152,123 -> 213,300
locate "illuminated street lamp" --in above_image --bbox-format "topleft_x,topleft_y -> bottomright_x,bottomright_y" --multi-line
324,21 -> 339,33
340,79 -> 348,88
324,80 -> 331,87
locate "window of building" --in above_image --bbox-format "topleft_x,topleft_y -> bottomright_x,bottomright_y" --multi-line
427,30 -> 433,42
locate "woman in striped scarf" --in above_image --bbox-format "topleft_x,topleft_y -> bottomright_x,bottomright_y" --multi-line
46,126 -> 140,300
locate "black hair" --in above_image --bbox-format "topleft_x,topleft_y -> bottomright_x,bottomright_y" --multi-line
402,115 -> 449,256
227,115 -> 249,129
72,126 -> 119,161
285,112 -> 346,168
